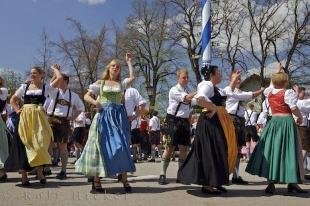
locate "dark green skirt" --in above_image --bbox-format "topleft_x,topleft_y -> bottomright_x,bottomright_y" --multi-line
246,116 -> 303,183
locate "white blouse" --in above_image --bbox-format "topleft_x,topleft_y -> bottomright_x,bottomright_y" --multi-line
88,78 -> 130,97
264,84 -> 298,109
15,83 -> 55,99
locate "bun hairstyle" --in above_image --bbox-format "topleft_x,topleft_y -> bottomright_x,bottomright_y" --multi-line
201,65 -> 218,81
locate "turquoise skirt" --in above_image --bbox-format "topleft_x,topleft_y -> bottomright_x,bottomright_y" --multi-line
246,116 -> 304,183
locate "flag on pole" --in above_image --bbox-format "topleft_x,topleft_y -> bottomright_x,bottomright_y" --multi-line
201,0 -> 211,67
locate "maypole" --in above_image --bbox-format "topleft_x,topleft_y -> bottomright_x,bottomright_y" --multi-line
201,0 -> 211,68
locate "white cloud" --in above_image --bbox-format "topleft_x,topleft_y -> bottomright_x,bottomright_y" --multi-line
78,0 -> 107,6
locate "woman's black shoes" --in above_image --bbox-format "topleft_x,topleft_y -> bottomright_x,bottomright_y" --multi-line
201,186 -> 221,195
123,182 -> 132,193
216,186 -> 227,193
91,181 -> 106,194
287,183 -> 308,193
265,183 -> 275,194
39,178 -> 46,185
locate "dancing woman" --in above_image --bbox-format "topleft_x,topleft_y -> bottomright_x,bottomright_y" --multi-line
178,65 -> 238,194
76,53 -> 135,193
246,64 -> 307,194
10,66 -> 60,185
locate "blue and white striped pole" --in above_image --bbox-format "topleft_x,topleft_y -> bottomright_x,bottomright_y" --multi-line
201,0 -> 211,67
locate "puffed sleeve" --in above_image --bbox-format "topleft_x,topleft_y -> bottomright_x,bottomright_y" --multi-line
14,84 -> 27,99
284,89 -> 298,109
88,82 -> 100,96
194,81 -> 213,102
263,83 -> 274,97
122,78 -> 130,89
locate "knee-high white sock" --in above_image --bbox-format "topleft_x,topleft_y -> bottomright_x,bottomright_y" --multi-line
161,158 -> 170,176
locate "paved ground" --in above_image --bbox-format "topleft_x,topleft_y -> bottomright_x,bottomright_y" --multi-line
0,159 -> 309,206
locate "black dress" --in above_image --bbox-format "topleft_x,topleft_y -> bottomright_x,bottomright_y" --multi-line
177,87 -> 229,186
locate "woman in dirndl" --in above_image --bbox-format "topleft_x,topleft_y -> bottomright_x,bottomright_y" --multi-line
75,53 -> 135,193
178,65 -> 238,194
246,64 -> 307,194
0,76 -> 9,182
10,66 -> 59,186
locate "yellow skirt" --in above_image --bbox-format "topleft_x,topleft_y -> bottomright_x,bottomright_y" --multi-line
216,106 -> 238,174
18,104 -> 53,167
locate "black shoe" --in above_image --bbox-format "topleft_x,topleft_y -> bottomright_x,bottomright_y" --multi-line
21,180 -> 31,187
216,186 -> 227,193
265,183 -> 275,194
176,178 -> 180,183
91,181 -> 106,194
56,171 -> 67,180
201,186 -> 221,195
123,182 -> 132,193
287,183 -> 308,193
0,174 -> 7,182
158,175 -> 167,185
231,177 -> 248,185
148,159 -> 155,162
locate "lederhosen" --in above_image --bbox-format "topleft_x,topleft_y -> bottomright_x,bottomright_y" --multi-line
48,89 -> 72,143
130,117 -> 142,145
164,101 -> 191,147
298,117 -> 310,152
229,101 -> 246,147
244,110 -> 259,142
149,117 -> 161,145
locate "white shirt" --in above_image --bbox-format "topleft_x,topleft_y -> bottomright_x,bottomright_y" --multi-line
296,98 -> 310,127
224,86 -> 253,117
244,109 -> 258,126
167,84 -> 192,118
46,88 -> 85,118
73,112 -> 86,128
149,116 -> 161,131
264,84 -> 298,109
131,115 -> 141,130
124,87 -> 146,116
15,83 -> 55,100
0,87 -> 8,101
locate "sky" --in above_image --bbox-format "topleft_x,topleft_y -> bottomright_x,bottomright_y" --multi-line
0,0 -> 132,72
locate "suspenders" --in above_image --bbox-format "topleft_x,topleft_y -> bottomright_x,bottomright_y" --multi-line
245,110 -> 254,125
51,89 -> 72,119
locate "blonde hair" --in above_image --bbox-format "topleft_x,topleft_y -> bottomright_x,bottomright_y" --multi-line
176,69 -> 188,78
101,59 -> 121,81
272,72 -> 289,88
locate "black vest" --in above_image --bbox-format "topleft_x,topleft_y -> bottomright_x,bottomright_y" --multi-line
23,84 -> 46,105
209,87 -> 226,106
